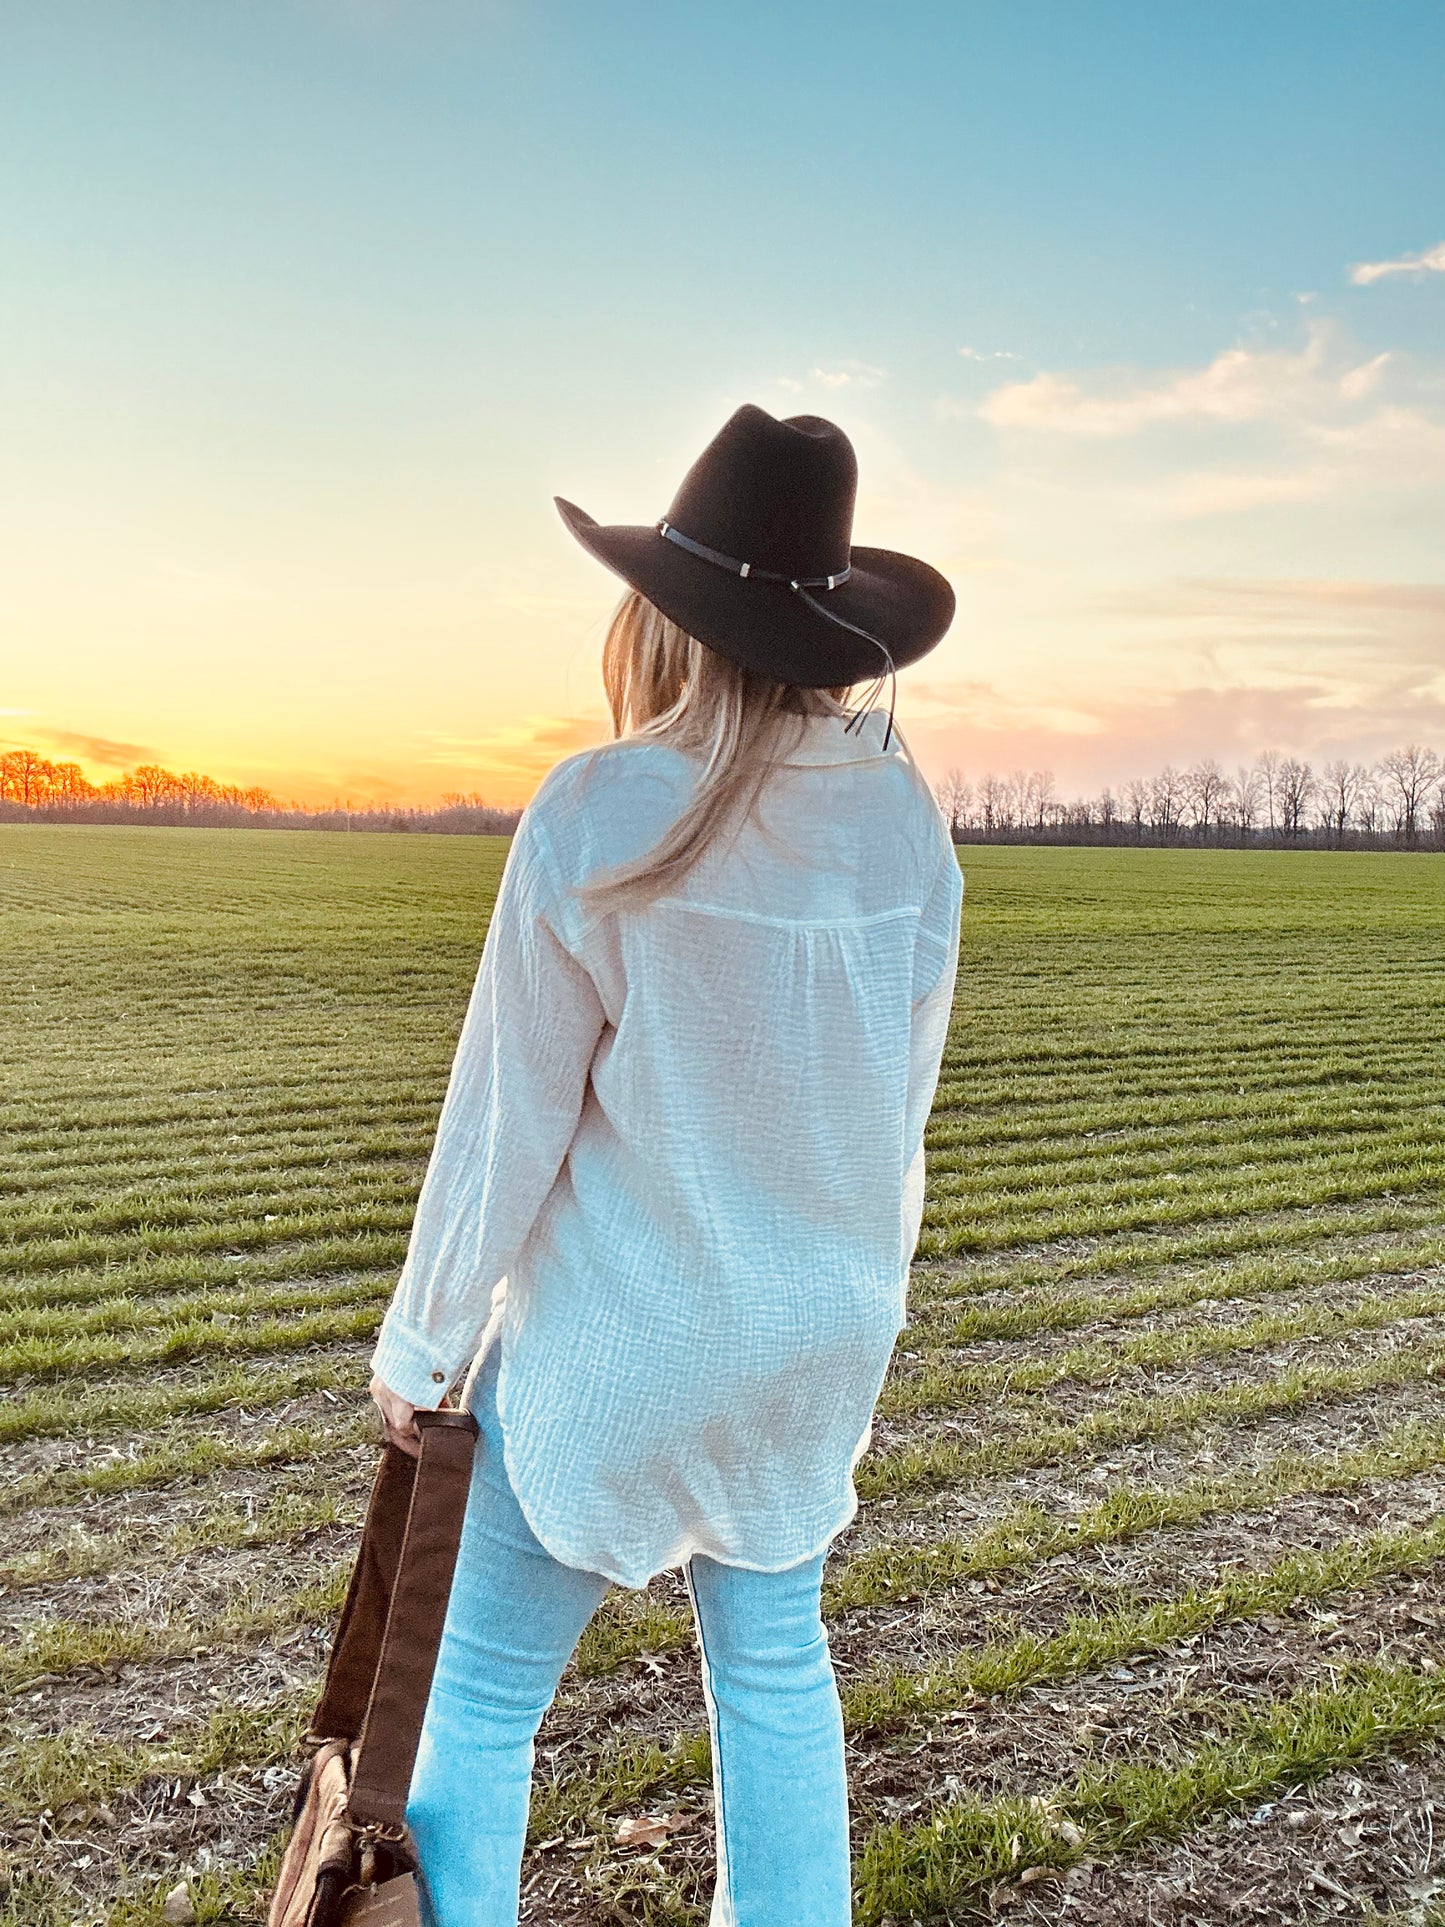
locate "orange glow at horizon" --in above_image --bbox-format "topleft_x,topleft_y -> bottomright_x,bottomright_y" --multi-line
6,327 -> 1444,804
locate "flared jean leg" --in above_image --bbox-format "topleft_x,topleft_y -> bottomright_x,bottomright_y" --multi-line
405,1345 -> 852,1927
683,1551 -> 852,1927
405,1347 -> 611,1927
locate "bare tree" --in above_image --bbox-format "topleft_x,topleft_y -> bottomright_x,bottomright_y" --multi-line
1025,769 -> 1056,832
1232,764 -> 1264,844
1123,779 -> 1149,837
1004,769 -> 1031,832
1356,773 -> 1383,838
1061,797 -> 1093,836
179,771 -> 224,814
120,764 -> 176,808
1378,744 -> 1442,847
1257,750 -> 1282,838
978,772 -> 1008,835
1184,759 -> 1228,839
50,761 -> 91,805
1276,759 -> 1315,840
1149,766 -> 1184,840
932,766 -> 972,842
0,748 -> 48,806
1319,760 -> 1367,847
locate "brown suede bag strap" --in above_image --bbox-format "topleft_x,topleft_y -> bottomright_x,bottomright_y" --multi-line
347,1408 -> 480,1831
310,1442 -> 421,1744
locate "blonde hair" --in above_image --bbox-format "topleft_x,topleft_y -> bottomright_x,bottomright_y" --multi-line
571,589 -> 903,916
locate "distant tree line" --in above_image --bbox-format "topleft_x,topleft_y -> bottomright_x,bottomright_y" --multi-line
931,745 -> 1445,852
0,751 -> 522,835
6,741 -> 1444,851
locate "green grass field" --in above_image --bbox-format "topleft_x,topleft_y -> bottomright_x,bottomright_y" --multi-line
4,824 -> 1445,1926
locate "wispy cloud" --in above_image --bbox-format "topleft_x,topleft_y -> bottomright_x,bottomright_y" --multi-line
1338,351 -> 1393,399
416,711 -> 612,787
904,676 -> 1107,738
246,711 -> 616,809
972,321 -> 1378,436
907,670 -> 1445,794
328,767 -> 416,802
900,564 -> 1445,791
948,315 -> 1445,525
775,361 -> 886,394
811,361 -> 886,389
1350,240 -> 1445,285
958,345 -> 1023,362
19,727 -> 160,768
1146,398 -> 1445,519
1094,574 -> 1445,729
1095,574 -> 1445,652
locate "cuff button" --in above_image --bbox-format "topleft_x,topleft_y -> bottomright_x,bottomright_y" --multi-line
431,1371 -> 446,1384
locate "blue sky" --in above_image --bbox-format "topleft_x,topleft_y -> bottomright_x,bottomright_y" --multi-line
3,1 -> 1443,802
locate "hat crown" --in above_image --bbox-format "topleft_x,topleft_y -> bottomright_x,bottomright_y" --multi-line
664,405 -> 856,580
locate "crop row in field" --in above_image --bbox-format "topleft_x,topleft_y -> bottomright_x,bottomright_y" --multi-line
3,826 -> 1444,1927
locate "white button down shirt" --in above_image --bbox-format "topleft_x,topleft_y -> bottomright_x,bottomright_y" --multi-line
371,704 -> 963,1589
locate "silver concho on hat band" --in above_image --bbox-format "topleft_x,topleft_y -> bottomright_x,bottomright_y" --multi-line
655,520 -> 896,749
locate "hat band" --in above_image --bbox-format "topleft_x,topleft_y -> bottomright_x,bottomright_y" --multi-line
655,520 -> 898,752
657,521 -> 850,592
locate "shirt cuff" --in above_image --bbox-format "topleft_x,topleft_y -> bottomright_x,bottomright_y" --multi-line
370,1307 -> 462,1408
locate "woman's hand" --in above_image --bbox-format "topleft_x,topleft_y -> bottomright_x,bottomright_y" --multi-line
369,1375 -> 424,1458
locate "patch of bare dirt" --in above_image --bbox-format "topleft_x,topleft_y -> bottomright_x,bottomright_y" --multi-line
1,1447 -> 376,1613
829,1462 -> 1445,1683
0,1523 -> 361,1645
841,1564 -> 1445,1828
1003,1755 -> 1445,1924
10,1629 -> 327,1749
855,1357 -> 1445,1564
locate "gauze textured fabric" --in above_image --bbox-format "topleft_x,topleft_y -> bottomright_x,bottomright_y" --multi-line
371,704 -> 963,1589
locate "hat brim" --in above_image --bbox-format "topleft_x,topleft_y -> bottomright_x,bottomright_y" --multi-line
554,499 -> 955,688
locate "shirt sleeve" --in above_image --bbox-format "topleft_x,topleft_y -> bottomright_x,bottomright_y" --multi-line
370,804 -> 607,1406
901,840 -> 963,1240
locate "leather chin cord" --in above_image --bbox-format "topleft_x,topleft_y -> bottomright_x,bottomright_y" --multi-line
656,520 -> 898,751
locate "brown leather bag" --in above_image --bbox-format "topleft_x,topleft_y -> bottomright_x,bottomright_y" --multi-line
267,1406 -> 479,1927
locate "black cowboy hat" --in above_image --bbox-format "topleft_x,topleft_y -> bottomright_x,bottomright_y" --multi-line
553,404 -> 956,696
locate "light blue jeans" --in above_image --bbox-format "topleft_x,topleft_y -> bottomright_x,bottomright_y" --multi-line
405,1340 -> 852,1926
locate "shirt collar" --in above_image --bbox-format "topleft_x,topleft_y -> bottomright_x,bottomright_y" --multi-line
777,707 -> 903,766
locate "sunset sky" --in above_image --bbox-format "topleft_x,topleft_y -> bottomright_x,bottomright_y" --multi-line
3,1 -> 1443,806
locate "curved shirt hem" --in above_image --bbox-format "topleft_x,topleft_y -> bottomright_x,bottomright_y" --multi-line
492,1396 -> 865,1593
